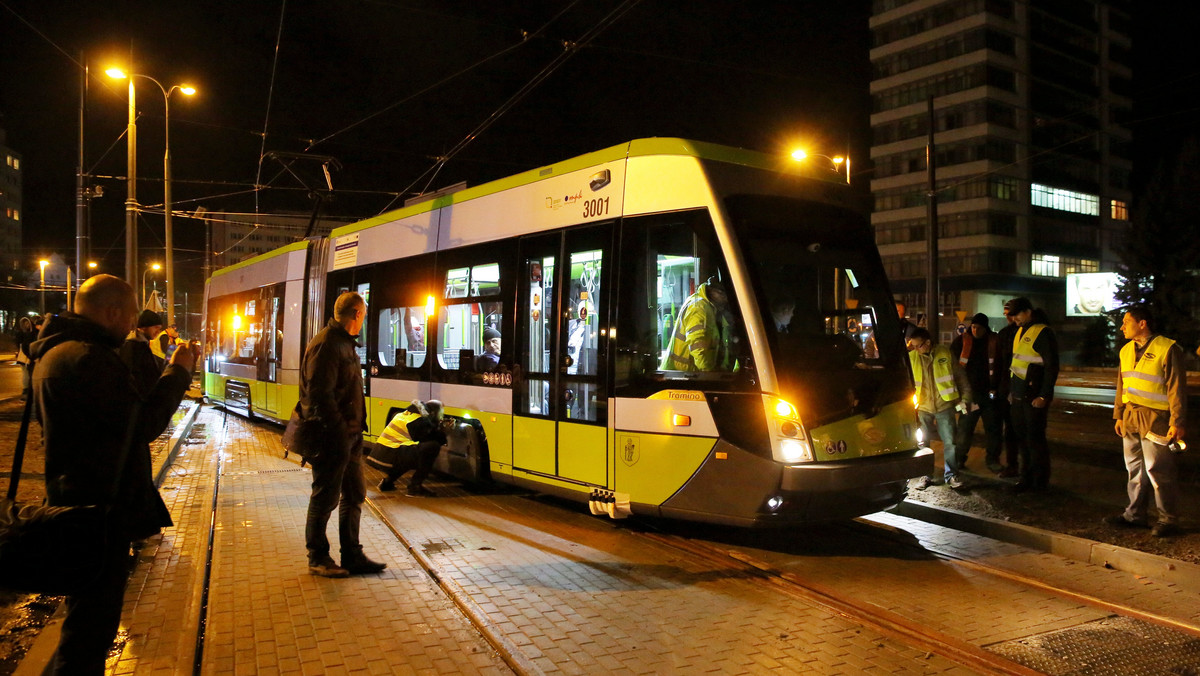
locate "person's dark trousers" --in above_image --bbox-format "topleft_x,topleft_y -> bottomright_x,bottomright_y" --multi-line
51,534 -> 133,674
407,440 -> 441,489
1010,399 -> 1050,488
955,397 -> 1002,464
305,437 -> 366,563
994,396 -> 1020,470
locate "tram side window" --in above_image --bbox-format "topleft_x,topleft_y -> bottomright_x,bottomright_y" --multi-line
615,211 -> 745,391
207,287 -> 283,372
436,262 -> 506,374
377,306 -> 428,369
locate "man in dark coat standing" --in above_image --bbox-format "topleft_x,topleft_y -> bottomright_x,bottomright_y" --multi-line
301,291 -> 387,577
31,275 -> 194,674
1006,297 -> 1060,492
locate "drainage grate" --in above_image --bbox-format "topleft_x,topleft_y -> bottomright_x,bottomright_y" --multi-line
221,469 -> 307,476
988,615 -> 1200,675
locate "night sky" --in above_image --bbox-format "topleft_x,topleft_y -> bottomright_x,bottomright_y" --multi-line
1,1 -> 1196,298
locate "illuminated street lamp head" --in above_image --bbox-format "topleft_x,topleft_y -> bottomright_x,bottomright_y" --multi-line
105,67 -> 128,80
790,149 -> 807,161
179,85 -> 196,96
832,156 -> 845,165
151,263 -> 161,271
39,259 -> 49,270
88,261 -> 98,269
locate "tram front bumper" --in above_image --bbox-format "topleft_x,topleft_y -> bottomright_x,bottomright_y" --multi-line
779,448 -> 933,492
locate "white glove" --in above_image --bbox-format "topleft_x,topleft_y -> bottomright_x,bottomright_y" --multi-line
955,403 -> 968,414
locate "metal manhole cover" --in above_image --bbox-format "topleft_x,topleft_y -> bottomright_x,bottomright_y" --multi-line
989,616 -> 1200,675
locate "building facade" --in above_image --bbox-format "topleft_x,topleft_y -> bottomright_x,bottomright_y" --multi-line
869,0 -> 1132,352
0,127 -> 22,281
204,211 -> 347,272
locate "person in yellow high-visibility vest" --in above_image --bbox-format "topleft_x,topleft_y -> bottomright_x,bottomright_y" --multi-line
369,399 -> 449,497
1105,306 -> 1188,538
660,277 -> 735,372
907,327 -> 973,490
1006,297 -> 1059,493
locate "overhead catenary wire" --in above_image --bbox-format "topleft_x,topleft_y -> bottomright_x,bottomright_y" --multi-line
380,0 -> 644,213
253,0 -> 290,217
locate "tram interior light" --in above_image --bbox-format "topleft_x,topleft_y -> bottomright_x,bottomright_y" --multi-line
232,314 -> 242,330
426,295 -> 436,315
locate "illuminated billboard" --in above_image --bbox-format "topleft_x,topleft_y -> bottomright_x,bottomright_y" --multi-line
1066,272 -> 1121,316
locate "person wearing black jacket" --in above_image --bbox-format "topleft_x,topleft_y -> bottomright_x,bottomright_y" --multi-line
1006,298 -> 1060,492
993,301 -> 1021,477
951,313 -> 1003,472
31,275 -> 194,674
300,291 -> 387,578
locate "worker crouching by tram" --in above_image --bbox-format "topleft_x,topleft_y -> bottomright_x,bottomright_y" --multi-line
369,400 -> 449,497
907,327 -> 973,491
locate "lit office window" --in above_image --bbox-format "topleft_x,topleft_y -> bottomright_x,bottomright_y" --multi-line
1031,253 -> 1098,277
1030,183 -> 1099,216
1110,200 -> 1128,220
5,156 -> 17,170
1031,253 -> 1060,277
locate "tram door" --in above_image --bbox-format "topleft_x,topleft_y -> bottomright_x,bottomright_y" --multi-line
514,226 -> 611,487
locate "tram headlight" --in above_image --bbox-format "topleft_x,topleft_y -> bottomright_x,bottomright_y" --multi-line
915,426 -> 926,447
780,437 -> 813,463
766,496 -> 784,512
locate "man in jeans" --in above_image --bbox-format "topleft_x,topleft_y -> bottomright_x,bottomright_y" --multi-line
907,327 -> 973,490
951,313 -> 1003,473
301,291 -> 388,577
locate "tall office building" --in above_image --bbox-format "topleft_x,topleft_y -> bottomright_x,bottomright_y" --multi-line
868,0 -> 1132,350
0,127 -> 22,280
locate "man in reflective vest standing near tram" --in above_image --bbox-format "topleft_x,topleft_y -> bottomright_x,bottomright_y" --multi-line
1006,297 -> 1059,492
907,327 -> 973,490
1105,306 -> 1187,537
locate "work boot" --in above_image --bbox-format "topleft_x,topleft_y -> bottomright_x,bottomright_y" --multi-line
1104,513 -> 1149,529
341,552 -> 387,575
378,478 -> 396,492
309,557 -> 350,578
1151,522 -> 1180,538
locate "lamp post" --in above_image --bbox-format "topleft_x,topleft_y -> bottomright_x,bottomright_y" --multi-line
790,149 -> 851,184
142,262 -> 161,310
106,68 -> 195,328
38,259 -> 49,314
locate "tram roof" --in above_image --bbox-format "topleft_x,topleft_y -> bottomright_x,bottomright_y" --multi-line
331,137 -> 839,238
210,239 -> 309,279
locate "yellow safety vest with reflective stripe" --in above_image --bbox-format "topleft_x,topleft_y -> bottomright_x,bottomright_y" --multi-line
377,411 -> 421,449
909,345 -> 959,401
1119,335 -> 1175,410
1010,324 -> 1046,380
660,285 -> 732,372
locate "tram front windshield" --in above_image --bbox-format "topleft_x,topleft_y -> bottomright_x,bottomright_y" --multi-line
726,195 -> 909,426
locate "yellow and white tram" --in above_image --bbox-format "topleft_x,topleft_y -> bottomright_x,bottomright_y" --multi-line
204,138 -> 931,526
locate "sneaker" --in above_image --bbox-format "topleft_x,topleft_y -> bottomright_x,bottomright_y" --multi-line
986,460 -> 1003,473
341,554 -> 387,575
910,476 -> 932,491
946,475 -> 965,490
407,484 -> 436,498
309,559 -> 350,578
378,479 -> 397,492
1151,522 -> 1180,538
1103,513 -> 1149,529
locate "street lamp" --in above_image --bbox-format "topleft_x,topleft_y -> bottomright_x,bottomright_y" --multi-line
38,259 -> 49,314
142,262 -> 162,310
106,67 -> 195,328
790,149 -> 851,184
